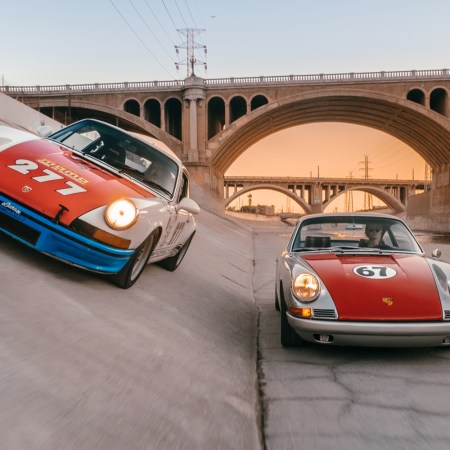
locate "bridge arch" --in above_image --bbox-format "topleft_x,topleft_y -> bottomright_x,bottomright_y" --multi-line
225,184 -> 312,214
430,87 -> 448,116
38,99 -> 183,156
143,98 -> 161,127
407,88 -> 425,106
209,88 -> 450,173
123,98 -> 140,116
250,94 -> 269,110
323,185 -> 406,213
229,95 -> 247,123
207,96 -> 226,139
163,97 -> 182,140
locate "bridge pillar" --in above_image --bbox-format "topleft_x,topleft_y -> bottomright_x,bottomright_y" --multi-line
407,163 -> 450,232
430,163 -> 450,230
186,163 -> 225,213
182,75 -> 206,162
311,182 -> 324,213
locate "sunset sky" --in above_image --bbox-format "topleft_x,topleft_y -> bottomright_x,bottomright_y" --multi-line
226,123 -> 428,212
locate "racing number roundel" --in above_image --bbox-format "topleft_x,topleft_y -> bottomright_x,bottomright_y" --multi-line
353,265 -> 397,279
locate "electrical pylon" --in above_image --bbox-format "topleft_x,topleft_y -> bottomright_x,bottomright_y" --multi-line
175,28 -> 207,78
359,155 -> 373,211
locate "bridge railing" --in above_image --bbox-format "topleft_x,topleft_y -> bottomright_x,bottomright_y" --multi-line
0,79 -> 184,94
1,69 -> 449,95
224,176 -> 428,185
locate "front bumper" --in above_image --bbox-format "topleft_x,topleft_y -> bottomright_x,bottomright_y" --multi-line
0,194 -> 134,274
288,314 -> 450,347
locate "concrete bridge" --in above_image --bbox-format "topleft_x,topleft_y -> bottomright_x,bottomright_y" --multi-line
2,68 -> 450,231
224,176 -> 429,214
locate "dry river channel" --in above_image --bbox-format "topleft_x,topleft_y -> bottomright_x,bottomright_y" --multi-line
1,209 -> 450,449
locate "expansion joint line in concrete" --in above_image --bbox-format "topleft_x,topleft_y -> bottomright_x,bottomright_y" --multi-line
251,249 -> 268,450
255,305 -> 268,450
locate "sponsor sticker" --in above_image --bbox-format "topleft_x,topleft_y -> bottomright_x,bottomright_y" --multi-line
1,202 -> 21,215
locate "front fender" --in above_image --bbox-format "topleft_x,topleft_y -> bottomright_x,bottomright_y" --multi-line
77,197 -> 168,249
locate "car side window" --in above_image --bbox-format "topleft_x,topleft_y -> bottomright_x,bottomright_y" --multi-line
178,172 -> 189,201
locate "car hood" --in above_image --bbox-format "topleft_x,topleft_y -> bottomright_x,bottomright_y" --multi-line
0,139 -> 154,226
302,253 -> 442,321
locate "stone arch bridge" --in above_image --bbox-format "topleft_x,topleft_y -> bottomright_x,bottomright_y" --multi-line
224,176 -> 429,214
2,68 -> 450,230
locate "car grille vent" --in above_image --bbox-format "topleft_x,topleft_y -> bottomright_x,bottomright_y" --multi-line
313,309 -> 337,319
444,310 -> 450,320
0,211 -> 40,245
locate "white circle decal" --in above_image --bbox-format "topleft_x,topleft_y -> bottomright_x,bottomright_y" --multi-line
353,265 -> 397,279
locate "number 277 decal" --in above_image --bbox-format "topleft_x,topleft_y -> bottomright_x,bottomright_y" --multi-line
353,265 -> 397,279
7,159 -> 87,196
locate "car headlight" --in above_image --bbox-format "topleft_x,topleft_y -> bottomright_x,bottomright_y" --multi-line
104,198 -> 138,230
292,273 -> 320,302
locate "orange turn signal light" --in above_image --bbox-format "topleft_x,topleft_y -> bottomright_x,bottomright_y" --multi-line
289,307 -> 312,318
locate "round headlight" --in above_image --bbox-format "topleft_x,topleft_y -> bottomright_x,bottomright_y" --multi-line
292,273 -> 320,302
104,199 -> 138,230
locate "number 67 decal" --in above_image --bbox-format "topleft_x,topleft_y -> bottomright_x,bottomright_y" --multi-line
353,265 -> 397,279
7,159 -> 87,196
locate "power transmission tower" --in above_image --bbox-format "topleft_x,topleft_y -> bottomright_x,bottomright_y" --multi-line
359,155 -> 373,211
175,28 -> 207,78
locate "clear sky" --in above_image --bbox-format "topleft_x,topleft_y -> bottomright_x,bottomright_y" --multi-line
2,0 -> 448,212
2,0 -> 450,85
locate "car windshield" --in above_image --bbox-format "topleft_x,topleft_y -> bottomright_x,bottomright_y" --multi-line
290,216 -> 423,253
48,119 -> 179,197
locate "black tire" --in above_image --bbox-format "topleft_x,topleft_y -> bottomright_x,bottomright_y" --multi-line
113,233 -> 156,289
275,284 -> 280,311
280,289 -> 304,347
158,232 -> 195,272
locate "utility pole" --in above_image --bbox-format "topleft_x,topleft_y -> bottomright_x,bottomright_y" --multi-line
345,171 -> 354,212
359,155 -> 373,211
175,28 -> 207,78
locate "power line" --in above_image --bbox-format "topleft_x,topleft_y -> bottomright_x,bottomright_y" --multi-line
108,0 -> 176,79
190,0 -> 207,47
143,0 -> 177,47
183,0 -> 198,29
161,0 -> 179,32
174,0 -> 189,29
128,0 -> 176,63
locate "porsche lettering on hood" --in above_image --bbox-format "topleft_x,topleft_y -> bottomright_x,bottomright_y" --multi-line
303,253 -> 442,321
0,139 -> 154,225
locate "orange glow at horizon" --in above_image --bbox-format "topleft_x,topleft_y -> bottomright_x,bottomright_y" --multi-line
225,123 -> 428,213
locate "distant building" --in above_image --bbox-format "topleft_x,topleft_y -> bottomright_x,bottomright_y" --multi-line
227,204 -> 275,215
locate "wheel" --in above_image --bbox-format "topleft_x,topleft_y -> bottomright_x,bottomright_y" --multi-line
113,233 -> 156,289
280,290 -> 304,347
158,232 -> 195,272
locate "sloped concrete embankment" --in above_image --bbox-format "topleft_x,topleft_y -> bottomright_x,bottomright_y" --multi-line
0,210 -> 261,449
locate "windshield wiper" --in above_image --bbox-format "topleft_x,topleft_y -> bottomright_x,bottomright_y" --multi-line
107,161 -> 146,178
142,180 -> 171,196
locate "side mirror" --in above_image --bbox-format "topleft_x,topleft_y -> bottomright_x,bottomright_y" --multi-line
37,125 -> 53,138
177,197 -> 200,215
432,249 -> 442,259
